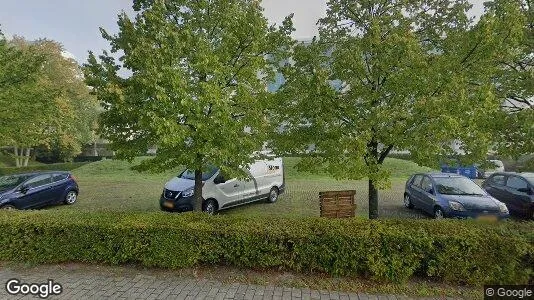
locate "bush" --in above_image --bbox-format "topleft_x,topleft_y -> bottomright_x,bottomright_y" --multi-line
517,156 -> 534,172
0,211 -> 531,285
387,153 -> 413,161
0,162 -> 88,175
72,156 -> 114,163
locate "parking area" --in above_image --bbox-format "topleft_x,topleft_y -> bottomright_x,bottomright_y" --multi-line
224,179 -> 427,219
34,157 -> 433,219
64,175 -> 426,219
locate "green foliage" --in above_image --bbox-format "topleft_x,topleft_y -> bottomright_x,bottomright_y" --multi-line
0,35 -> 99,163
268,0 -> 525,218
0,162 -> 89,176
489,0 -> 534,157
84,0 -> 294,209
0,211 -> 531,285
0,33 -> 45,147
284,157 -> 433,181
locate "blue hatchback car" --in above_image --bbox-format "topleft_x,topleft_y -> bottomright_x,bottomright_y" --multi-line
404,173 -> 509,219
0,172 -> 79,210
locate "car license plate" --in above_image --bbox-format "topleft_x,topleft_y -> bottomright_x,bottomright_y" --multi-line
163,201 -> 174,209
477,215 -> 497,222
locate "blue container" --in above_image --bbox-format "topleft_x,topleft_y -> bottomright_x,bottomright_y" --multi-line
440,165 -> 478,179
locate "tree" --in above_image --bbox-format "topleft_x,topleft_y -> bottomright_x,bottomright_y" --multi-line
0,30 -> 45,167
269,0 -> 524,218
0,35 -> 99,166
489,0 -> 534,157
84,0 -> 293,211
0,30 -> 43,91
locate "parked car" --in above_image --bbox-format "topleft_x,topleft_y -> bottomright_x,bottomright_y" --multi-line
0,172 -> 79,210
160,157 -> 285,214
482,172 -> 534,219
404,173 -> 509,220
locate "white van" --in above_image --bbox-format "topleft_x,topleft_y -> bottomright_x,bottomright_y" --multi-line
160,157 -> 285,214
484,159 -> 505,178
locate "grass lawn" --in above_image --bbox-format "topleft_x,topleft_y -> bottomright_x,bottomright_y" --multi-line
49,157 -> 435,218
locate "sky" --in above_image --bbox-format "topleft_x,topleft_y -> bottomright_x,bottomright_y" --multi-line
0,0 -> 486,64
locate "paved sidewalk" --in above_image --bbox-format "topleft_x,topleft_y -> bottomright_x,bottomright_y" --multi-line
0,264 -> 446,300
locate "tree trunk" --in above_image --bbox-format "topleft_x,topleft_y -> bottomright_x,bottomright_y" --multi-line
23,148 -> 30,167
13,146 -> 20,168
368,179 -> 379,219
193,169 -> 203,212
93,141 -> 98,156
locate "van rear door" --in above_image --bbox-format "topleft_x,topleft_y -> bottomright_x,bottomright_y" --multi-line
241,158 -> 283,202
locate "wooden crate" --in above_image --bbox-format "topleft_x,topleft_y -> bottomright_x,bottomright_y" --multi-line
319,190 -> 356,218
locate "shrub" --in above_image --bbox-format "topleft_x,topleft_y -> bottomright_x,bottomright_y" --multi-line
0,211 -> 531,285
0,162 -> 88,175
386,153 -> 413,161
72,156 -> 112,163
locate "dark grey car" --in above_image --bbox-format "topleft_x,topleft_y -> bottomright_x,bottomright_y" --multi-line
482,172 -> 534,219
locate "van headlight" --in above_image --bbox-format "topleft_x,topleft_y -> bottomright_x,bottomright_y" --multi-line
449,201 -> 466,211
182,188 -> 194,198
497,202 -> 508,214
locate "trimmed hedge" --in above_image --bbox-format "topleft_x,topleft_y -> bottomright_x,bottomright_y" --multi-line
73,156 -> 114,163
0,162 -> 88,175
0,211 -> 532,285
386,153 -> 413,161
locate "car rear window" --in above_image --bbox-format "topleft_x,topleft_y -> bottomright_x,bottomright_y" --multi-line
53,173 -> 69,182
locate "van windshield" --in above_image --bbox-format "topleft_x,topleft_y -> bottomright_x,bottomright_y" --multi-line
179,166 -> 218,181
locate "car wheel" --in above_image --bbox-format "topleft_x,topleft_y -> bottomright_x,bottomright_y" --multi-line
64,191 -> 77,205
203,199 -> 218,215
1,204 -> 16,210
403,194 -> 414,209
434,207 -> 445,219
268,187 -> 279,203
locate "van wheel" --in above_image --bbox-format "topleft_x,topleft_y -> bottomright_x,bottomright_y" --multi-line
1,204 -> 16,210
268,187 -> 279,203
203,199 -> 218,215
